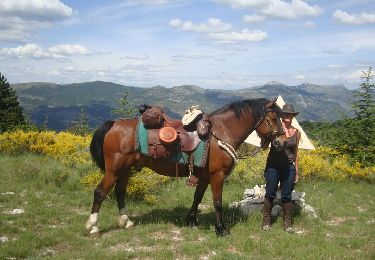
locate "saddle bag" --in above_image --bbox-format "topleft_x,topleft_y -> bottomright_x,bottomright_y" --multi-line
141,106 -> 165,129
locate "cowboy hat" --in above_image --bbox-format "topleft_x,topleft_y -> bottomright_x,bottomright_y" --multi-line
281,104 -> 299,115
182,105 -> 203,126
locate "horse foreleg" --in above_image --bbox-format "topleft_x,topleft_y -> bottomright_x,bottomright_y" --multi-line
115,172 -> 134,229
86,171 -> 117,236
210,171 -> 229,236
186,179 -> 209,227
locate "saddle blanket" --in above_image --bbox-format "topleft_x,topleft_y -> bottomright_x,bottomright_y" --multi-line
136,120 -> 209,168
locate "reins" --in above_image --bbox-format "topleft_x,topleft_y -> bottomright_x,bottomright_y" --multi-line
213,107 -> 280,161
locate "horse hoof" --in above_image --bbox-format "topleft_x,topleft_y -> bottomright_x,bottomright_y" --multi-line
118,215 -> 134,229
88,226 -> 101,238
90,231 -> 101,239
186,215 -> 198,228
125,220 -> 134,229
215,225 -> 230,236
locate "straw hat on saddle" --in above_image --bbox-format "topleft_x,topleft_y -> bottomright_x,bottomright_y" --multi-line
281,104 -> 299,116
182,105 -> 203,126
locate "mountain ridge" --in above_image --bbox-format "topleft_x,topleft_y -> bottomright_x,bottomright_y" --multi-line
11,81 -> 356,131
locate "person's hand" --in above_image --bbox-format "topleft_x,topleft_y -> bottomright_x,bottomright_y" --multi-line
260,138 -> 270,150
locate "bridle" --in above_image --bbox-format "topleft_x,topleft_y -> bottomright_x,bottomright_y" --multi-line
213,107 -> 283,161
237,108 -> 282,158
254,108 -> 282,142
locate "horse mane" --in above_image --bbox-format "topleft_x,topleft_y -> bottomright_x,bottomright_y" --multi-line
210,98 -> 270,122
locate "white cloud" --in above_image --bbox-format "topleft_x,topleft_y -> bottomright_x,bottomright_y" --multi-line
214,0 -> 323,19
48,44 -> 88,55
243,14 -> 265,23
138,0 -> 173,5
293,74 -> 305,80
170,18 -> 267,42
172,53 -> 214,59
0,43 -> 89,59
261,0 -> 322,19
328,64 -> 343,69
0,0 -> 73,21
49,70 -> 61,76
120,55 -> 149,61
210,29 -> 267,42
0,44 -> 63,59
333,10 -> 375,25
214,0 -> 266,9
169,18 -> 232,33
0,0 -> 73,42
304,21 -> 315,29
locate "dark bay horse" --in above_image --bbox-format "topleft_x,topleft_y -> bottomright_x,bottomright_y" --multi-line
86,98 -> 283,236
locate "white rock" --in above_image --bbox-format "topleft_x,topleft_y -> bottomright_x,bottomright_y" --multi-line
0,236 -> 9,243
1,192 -> 15,195
231,184 -> 317,218
4,209 -> 24,215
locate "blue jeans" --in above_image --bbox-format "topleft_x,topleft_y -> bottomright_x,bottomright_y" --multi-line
264,163 -> 296,202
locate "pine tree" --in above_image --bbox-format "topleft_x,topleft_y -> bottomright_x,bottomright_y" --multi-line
0,72 -> 25,132
349,66 -> 375,165
68,106 -> 90,135
352,66 -> 375,120
112,92 -> 137,119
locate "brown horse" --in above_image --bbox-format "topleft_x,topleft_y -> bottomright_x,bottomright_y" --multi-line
86,98 -> 283,236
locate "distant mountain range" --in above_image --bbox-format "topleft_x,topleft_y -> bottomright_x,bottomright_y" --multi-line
12,81 -> 356,131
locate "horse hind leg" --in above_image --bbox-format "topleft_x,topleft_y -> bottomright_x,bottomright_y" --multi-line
86,170 -> 118,236
115,171 -> 134,229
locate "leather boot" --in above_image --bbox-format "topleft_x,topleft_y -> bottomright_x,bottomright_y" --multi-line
282,201 -> 294,233
262,197 -> 273,230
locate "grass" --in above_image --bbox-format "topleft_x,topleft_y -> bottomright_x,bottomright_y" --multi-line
0,154 -> 374,259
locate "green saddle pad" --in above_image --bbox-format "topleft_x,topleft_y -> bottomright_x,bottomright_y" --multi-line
136,120 -> 209,168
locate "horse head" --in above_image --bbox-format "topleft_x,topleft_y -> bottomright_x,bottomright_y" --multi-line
255,98 -> 284,143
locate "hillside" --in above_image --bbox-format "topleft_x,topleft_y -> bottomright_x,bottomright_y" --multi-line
12,81 -> 356,130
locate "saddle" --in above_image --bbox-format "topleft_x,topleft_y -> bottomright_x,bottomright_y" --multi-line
138,104 -> 211,160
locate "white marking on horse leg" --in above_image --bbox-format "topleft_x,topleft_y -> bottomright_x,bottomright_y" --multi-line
118,208 -> 134,229
89,225 -> 99,235
86,213 -> 99,233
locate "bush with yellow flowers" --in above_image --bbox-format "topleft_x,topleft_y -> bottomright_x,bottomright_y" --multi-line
0,130 -> 91,166
231,146 -> 374,183
80,167 -> 169,204
299,147 -> 374,182
0,130 -> 170,203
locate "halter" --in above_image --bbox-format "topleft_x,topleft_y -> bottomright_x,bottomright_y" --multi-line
254,109 -> 280,140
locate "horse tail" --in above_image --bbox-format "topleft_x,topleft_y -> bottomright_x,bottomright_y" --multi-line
90,120 -> 115,171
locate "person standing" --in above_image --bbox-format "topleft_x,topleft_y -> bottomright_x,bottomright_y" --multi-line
261,104 -> 301,232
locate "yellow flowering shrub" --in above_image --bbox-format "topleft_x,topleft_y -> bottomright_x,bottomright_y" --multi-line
299,148 -> 374,181
0,130 -> 171,203
0,130 -> 91,166
1,130 -> 373,199
231,145 -> 374,182
127,168 -> 170,203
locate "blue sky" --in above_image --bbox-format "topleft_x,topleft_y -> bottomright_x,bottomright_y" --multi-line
0,0 -> 374,90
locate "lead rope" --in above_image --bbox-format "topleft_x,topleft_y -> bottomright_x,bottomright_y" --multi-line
212,132 -> 238,165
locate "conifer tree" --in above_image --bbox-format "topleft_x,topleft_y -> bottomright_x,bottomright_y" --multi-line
112,92 -> 136,118
0,72 -> 25,132
68,106 -> 90,135
352,66 -> 375,120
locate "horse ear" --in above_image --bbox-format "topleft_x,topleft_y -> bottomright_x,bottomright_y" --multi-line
266,98 -> 277,108
138,104 -> 151,114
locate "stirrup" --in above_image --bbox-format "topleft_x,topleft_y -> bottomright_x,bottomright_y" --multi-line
186,174 -> 198,187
